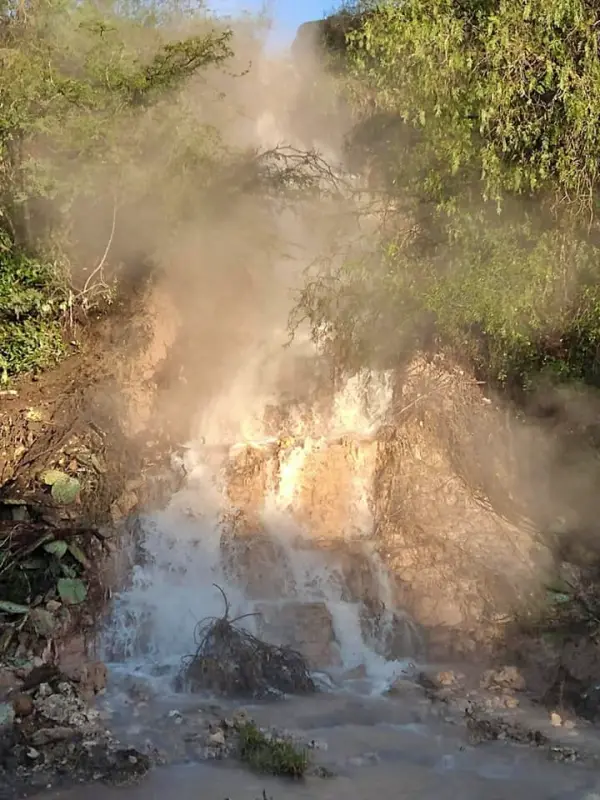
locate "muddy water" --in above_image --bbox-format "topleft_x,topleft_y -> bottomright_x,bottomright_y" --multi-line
41,690 -> 600,800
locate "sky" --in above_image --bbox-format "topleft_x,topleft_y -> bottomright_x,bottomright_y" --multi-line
209,0 -> 330,43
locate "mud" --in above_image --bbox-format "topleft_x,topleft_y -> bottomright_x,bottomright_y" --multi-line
30,688 -> 600,800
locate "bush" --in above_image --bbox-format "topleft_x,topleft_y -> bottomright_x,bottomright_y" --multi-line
238,722 -> 309,778
0,0 -> 234,378
293,0 -> 600,391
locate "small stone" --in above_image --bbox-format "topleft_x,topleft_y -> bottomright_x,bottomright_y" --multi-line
385,677 -> 422,697
12,693 -> 33,717
30,726 -> 76,746
110,491 -> 138,522
307,738 -> 328,751
481,666 -> 525,693
26,748 -> 40,759
46,600 -> 62,613
36,693 -> 76,724
232,709 -> 249,727
563,719 -> 576,731
436,671 -> 458,687
207,730 -> 225,747
503,695 -> 519,709
550,712 -> 563,727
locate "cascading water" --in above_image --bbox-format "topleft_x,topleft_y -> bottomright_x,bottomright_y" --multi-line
103,355 -> 421,695
101,47 -> 421,696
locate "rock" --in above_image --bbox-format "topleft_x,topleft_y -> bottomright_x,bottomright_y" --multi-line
207,730 -> 225,747
12,693 -> 33,717
360,601 -> 423,661
29,608 -> 57,639
436,670 -> 460,687
110,491 -> 139,522
35,681 -> 53,698
255,601 -> 342,669
58,637 -> 106,697
220,525 -> 295,600
342,664 -> 367,680
58,635 -> 87,679
35,693 -> 77,724
550,712 -> 563,727
81,661 -> 108,698
30,726 -> 77,746
480,666 -> 525,692
232,709 -> 249,728
385,677 -> 423,698
46,600 -> 62,613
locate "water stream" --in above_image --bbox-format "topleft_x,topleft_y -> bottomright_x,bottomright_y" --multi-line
103,364 -> 414,693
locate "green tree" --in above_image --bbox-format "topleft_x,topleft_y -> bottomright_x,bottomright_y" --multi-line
295,0 -> 600,390
0,0 -> 233,378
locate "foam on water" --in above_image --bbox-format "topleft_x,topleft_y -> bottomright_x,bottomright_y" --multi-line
103,361 -> 411,694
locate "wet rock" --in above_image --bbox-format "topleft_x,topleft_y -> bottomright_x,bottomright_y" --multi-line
35,693 -> 76,724
220,524 -> 295,600
385,677 -> 424,698
548,745 -> 580,763
30,726 -> 77,746
124,676 -> 154,703
436,670 -> 461,687
255,601 -> 342,669
207,730 -> 225,747
465,707 -> 548,747
342,664 -> 367,680
101,748 -> 152,786
232,709 -> 250,728
360,601 -> 423,661
480,666 -> 525,692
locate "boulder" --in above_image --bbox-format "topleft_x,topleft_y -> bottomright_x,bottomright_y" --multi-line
220,522 -> 296,600
255,601 -> 342,670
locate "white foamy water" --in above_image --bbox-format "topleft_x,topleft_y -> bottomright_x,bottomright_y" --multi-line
103,362 -> 416,694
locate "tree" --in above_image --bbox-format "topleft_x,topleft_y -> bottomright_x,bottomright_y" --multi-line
0,0 -> 233,377
294,0 -> 600,390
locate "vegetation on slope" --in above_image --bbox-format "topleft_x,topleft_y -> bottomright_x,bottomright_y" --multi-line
294,0 -> 600,392
0,0 -> 233,379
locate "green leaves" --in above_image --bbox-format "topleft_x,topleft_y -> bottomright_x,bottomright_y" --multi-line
51,476 -> 81,505
345,0 -> 600,217
295,1 -> 600,389
0,600 -> 30,615
43,540 -> 68,558
40,470 -> 81,505
57,577 -> 87,605
0,0 -> 235,379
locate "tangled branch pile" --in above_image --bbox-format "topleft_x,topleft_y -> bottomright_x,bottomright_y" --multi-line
177,586 -> 315,698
